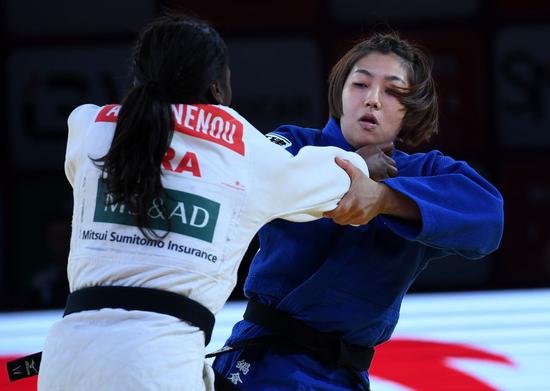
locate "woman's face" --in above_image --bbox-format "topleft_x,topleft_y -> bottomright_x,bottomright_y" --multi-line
340,52 -> 409,149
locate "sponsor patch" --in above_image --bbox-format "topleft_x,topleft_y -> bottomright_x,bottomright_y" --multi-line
93,179 -> 220,243
265,132 -> 292,148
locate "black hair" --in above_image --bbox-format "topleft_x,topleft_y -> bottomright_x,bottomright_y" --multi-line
93,15 -> 229,238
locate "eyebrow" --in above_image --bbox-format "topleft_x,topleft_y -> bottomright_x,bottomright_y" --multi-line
353,68 -> 407,85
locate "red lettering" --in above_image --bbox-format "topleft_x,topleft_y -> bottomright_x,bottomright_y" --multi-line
175,152 -> 201,177
95,104 -> 120,122
172,104 -> 245,156
162,147 -> 176,171
162,148 -> 201,177
96,104 -> 245,156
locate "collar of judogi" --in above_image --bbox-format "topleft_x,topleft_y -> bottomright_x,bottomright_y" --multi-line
321,117 -> 353,152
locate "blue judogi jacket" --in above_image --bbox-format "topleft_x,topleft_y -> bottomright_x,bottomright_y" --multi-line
213,118 -> 503,389
237,118 -> 503,347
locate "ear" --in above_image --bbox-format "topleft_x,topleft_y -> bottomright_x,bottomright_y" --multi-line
209,81 -> 224,104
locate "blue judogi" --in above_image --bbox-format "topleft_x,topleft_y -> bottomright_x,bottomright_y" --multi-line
213,118 -> 504,390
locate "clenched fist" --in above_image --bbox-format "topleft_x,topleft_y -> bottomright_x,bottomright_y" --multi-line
355,143 -> 397,181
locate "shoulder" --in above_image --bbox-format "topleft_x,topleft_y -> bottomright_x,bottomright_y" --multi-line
213,105 -> 262,137
214,104 -> 240,118
395,149 -> 473,176
394,149 -> 445,165
67,104 -> 107,144
68,104 -> 102,126
214,105 -> 251,126
66,104 -> 118,159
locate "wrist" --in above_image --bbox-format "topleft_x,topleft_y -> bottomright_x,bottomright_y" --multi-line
376,183 -> 393,215
377,183 -> 421,222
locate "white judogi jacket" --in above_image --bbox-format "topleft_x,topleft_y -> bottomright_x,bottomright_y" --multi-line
38,103 -> 369,391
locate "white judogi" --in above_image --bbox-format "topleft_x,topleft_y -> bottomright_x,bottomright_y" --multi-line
38,103 -> 369,391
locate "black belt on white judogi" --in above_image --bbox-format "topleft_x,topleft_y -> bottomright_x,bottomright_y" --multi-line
6,286 -> 215,382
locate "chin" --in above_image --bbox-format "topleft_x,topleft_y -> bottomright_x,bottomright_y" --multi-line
356,136 -> 377,147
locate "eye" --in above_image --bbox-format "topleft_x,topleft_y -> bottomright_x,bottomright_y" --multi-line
353,82 -> 368,88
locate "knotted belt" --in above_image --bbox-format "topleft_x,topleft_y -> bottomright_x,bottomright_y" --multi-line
6,286 -> 215,382
207,299 -> 374,390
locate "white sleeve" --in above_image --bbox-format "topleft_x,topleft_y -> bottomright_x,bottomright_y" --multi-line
246,124 -> 370,224
65,104 -> 100,187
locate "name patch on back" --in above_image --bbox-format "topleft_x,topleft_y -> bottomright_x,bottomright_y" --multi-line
95,104 -> 245,156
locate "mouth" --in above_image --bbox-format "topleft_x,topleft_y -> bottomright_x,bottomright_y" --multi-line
359,113 -> 379,129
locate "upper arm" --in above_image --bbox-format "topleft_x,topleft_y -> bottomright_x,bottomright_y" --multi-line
65,104 -> 99,186
247,130 -> 369,223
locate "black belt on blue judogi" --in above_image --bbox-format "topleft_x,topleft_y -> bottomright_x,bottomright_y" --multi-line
6,286 -> 215,382
207,299 -> 374,391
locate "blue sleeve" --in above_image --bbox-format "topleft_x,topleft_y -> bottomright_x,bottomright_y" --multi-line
379,151 -> 504,259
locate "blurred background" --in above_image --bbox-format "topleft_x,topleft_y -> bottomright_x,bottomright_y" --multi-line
0,0 -> 549,309
1,1 -> 550,390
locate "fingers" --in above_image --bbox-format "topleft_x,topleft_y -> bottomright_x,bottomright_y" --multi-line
382,154 -> 397,177
331,210 -> 366,225
324,187 -> 351,214
323,187 -> 374,225
355,143 -> 393,157
335,157 -> 361,180
383,154 -> 396,166
380,142 -> 394,156
325,203 -> 375,225
355,145 -> 377,156
323,196 -> 356,223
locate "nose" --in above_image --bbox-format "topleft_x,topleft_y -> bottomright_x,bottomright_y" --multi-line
363,87 -> 381,110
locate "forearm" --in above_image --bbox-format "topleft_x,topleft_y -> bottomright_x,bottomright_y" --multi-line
380,175 -> 503,256
378,183 -> 421,222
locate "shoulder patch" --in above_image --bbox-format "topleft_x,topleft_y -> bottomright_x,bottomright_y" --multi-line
265,132 -> 292,148
95,104 -> 120,123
